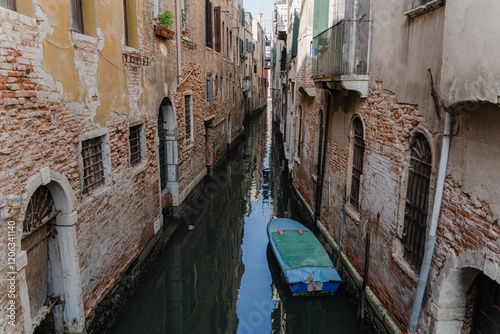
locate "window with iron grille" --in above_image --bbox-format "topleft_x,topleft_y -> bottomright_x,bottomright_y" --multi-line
184,95 -> 193,141
314,109 -> 324,176
81,136 -> 105,194
158,110 -> 167,190
129,125 -> 142,166
71,0 -> 84,33
350,118 -> 365,210
403,133 -> 432,270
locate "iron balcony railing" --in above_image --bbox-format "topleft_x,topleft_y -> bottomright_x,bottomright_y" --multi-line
312,19 -> 370,78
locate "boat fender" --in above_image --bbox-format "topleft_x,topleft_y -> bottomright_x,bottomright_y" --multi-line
298,229 -> 303,235
278,229 -> 284,236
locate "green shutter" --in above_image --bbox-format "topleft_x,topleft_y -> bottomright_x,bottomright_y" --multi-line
291,12 -> 300,59
313,0 -> 329,37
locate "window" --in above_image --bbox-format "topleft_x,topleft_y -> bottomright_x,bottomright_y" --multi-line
232,86 -> 235,106
214,6 -> 221,52
227,78 -> 229,100
0,0 -> 16,11
129,125 -> 143,166
71,0 -> 95,36
402,133 -> 432,270
348,117 -> 365,210
221,76 -> 224,103
124,0 -> 138,48
205,0 -> 213,48
254,65 -> 257,74
206,73 -> 213,105
214,75 -> 218,103
71,0 -> 84,33
184,95 -> 193,141
230,30 -> 233,62
81,136 -> 105,194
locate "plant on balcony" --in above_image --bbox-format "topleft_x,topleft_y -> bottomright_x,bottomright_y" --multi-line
243,75 -> 251,80
155,10 -> 175,39
181,9 -> 190,37
157,10 -> 174,27
240,53 -> 248,61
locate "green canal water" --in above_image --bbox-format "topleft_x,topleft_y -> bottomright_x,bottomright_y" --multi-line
107,106 -> 369,334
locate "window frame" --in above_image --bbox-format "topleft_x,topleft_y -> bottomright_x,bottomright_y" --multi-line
78,130 -> 112,195
71,0 -> 84,33
128,123 -> 146,167
401,133 -> 433,271
346,117 -> 365,211
184,94 -> 194,142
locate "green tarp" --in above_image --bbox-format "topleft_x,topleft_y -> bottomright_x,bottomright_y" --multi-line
272,230 -> 332,269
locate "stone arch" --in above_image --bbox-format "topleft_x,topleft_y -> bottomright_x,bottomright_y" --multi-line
349,113 -> 367,141
17,168 -> 84,333
429,249 -> 500,333
158,97 -> 179,197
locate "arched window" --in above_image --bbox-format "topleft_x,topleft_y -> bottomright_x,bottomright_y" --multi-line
349,117 -> 365,210
403,133 -> 432,269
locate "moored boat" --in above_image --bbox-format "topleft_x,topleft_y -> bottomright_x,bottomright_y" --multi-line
267,218 -> 342,296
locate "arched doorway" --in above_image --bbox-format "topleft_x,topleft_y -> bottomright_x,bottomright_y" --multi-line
158,98 -> 179,197
17,169 -> 84,333
430,250 -> 500,333
22,186 -> 62,333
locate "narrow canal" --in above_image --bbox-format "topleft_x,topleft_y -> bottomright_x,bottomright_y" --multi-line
107,106 -> 369,334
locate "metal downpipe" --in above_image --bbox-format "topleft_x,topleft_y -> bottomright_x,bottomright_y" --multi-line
313,90 -> 332,233
175,0 -> 182,85
408,111 -> 454,333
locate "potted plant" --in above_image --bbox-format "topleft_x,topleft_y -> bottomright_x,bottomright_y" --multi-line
181,9 -> 189,37
240,53 -> 248,61
154,10 -> 175,39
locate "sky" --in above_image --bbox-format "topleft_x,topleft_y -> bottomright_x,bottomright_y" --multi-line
243,0 -> 275,34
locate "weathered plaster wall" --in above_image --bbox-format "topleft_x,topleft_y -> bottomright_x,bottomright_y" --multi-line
440,0 -> 500,109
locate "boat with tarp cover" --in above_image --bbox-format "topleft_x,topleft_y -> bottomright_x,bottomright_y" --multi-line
267,218 -> 342,296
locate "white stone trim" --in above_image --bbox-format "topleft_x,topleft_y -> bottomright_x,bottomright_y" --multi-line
172,168 -> 207,206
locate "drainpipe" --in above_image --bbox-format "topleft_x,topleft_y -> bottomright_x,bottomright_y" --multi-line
175,0 -> 182,86
408,111 -> 454,334
313,90 -> 331,233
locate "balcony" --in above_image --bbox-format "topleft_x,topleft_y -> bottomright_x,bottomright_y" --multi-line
312,19 -> 370,97
242,77 -> 251,92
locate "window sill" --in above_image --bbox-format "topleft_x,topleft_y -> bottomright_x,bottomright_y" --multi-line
293,156 -> 300,164
404,0 -> 445,18
345,205 -> 361,224
82,185 -> 112,206
130,162 -> 147,178
0,7 -> 36,26
311,174 -> 318,183
392,253 -> 419,284
71,30 -> 98,46
123,45 -> 140,54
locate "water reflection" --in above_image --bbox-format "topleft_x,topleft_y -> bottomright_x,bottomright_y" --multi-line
107,107 -> 367,334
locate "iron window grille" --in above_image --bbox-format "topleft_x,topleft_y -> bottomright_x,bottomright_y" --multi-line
22,186 -> 56,238
350,118 -> 365,210
82,136 -> 105,194
403,133 -> 432,270
129,125 -> 142,166
296,108 -> 303,158
314,110 -> 324,176
184,95 -> 193,141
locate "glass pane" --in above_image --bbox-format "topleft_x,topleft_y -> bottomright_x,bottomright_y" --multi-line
71,0 -> 79,30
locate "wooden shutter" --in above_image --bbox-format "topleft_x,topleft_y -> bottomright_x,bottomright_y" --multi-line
206,74 -> 213,105
214,6 -> 221,52
205,0 -> 213,48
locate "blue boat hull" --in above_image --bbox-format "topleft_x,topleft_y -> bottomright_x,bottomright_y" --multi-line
267,218 -> 342,296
